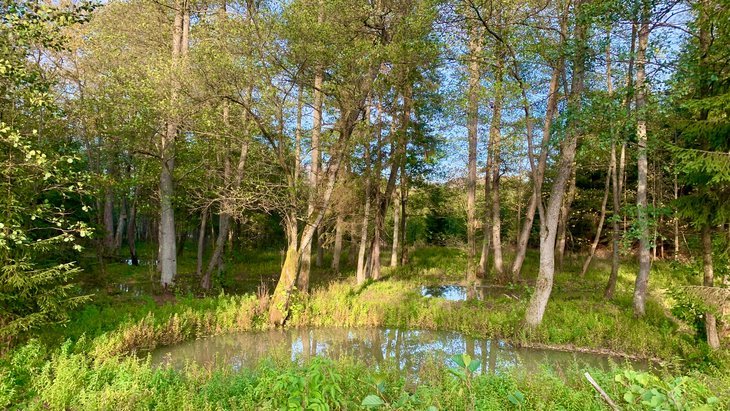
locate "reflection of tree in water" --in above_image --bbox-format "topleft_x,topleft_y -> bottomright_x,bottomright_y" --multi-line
422,285 -> 468,300
151,327 -> 640,377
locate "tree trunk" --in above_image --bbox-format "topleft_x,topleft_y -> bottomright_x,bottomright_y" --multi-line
271,222 -> 299,325
510,66 -> 561,280
316,229 -> 324,267
356,111 -> 373,285
369,102 -> 385,281
606,140 -> 621,298
159,1 -> 187,287
702,225 -> 720,349
478,156 -> 491,277
465,21 -> 481,285
673,172 -> 680,260
633,5 -> 652,317
127,188 -> 139,266
605,33 -> 621,299
299,57 -> 324,292
525,0 -> 585,328
312,6 -> 326,273
399,164 -> 409,265
621,22 -> 636,238
114,197 -> 127,250
356,187 -> 371,284
490,48 -> 505,280
525,132 -> 578,327
373,86 -> 411,278
196,206 -> 208,279
103,189 -> 115,253
390,193 -> 400,267
202,106 -> 250,290
269,125 -> 350,324
555,167 -> 576,270
332,214 -> 344,273
348,234 -> 357,266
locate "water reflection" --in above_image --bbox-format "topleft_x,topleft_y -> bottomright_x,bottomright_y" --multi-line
148,327 -> 640,377
421,285 -> 469,300
420,285 -> 518,301
122,258 -> 156,266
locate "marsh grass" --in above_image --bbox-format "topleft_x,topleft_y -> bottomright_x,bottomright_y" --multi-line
2,246 -> 728,409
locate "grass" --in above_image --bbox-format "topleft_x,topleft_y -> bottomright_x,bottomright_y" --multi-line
1,245 -> 728,409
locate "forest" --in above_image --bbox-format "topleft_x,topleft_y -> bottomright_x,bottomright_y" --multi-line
0,0 -> 729,409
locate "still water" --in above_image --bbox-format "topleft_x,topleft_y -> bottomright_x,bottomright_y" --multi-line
420,285 -> 520,301
148,327 -> 642,377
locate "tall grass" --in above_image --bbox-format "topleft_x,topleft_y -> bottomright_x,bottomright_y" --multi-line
1,246 -> 728,409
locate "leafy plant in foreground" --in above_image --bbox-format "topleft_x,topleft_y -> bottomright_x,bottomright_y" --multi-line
615,369 -> 720,410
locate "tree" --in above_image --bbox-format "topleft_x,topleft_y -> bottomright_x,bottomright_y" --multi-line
525,0 -> 588,327
670,0 -> 730,348
0,1 -> 94,345
465,12 -> 482,285
632,0 -> 651,317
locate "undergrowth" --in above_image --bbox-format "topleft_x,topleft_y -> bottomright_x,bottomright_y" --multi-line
1,247 -> 728,409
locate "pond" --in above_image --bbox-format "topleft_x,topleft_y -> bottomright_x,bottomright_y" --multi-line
148,327 -> 644,378
420,284 -> 520,301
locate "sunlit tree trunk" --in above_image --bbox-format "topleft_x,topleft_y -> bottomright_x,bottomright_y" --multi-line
465,21 -> 481,285
390,192 -> 400,267
357,143 -> 372,285
299,64 -> 323,292
606,141 -> 621,299
633,3 -> 651,316
525,0 -> 585,327
269,125 -> 353,324
477,166 -> 492,277
370,102 -> 385,281
511,66 -> 561,280
272,220 -> 300,324
159,0 -> 187,287
399,164 -> 409,265
478,155 -> 491,277
490,46 -> 505,280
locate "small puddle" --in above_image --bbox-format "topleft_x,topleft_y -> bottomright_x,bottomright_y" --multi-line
421,285 -> 519,301
122,258 -> 156,266
147,327 -> 644,377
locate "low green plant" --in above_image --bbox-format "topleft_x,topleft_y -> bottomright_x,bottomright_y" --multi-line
615,369 -> 720,410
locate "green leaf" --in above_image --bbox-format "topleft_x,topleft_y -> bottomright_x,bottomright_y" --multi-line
467,359 -> 480,373
461,353 -> 472,368
507,390 -> 525,405
451,354 -> 465,368
361,395 -> 385,408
